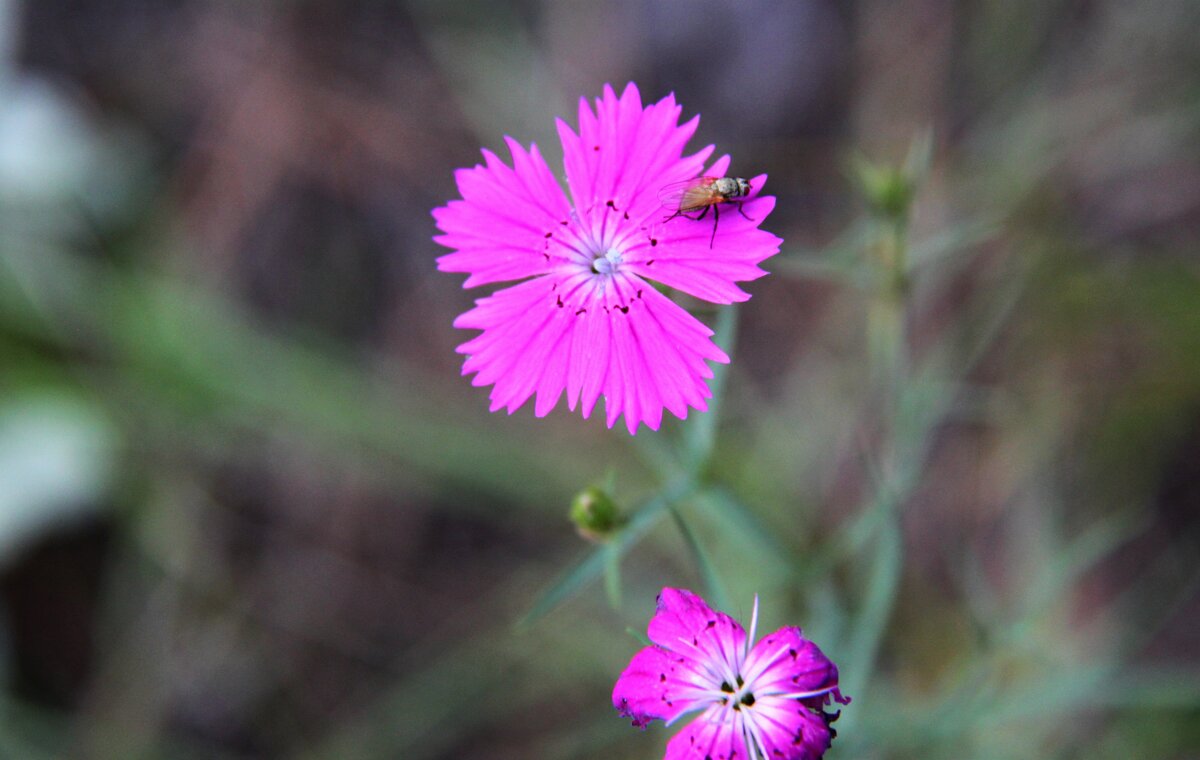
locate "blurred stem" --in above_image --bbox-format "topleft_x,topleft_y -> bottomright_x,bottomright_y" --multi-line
683,305 -> 738,473
668,502 -> 730,612
603,542 -> 622,609
696,487 -> 794,567
867,218 -> 910,413
840,509 -> 902,720
843,213 -> 912,726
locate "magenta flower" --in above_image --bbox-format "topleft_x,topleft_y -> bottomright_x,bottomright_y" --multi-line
434,83 -> 781,434
613,588 -> 849,760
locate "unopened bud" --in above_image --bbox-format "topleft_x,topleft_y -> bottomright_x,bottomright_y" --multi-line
569,486 -> 624,542
851,157 -> 914,221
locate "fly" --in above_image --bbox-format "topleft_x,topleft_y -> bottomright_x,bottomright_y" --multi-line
660,176 -> 754,247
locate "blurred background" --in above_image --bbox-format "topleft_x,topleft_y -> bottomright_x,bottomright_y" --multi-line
0,0 -> 1197,758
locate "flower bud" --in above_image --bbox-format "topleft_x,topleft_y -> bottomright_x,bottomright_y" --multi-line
569,485 -> 624,542
850,156 -> 915,221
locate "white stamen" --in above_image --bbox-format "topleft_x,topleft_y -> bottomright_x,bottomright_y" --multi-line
591,248 -> 623,274
769,686 -> 837,700
741,708 -> 771,760
745,594 -> 760,666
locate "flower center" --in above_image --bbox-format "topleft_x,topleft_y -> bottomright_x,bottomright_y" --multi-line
720,675 -> 756,712
591,247 -> 623,275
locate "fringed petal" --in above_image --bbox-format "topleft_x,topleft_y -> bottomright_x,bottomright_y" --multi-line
742,627 -> 840,698
593,275 -> 727,434
664,708 -> 748,760
560,83 -> 715,236
434,139 -> 574,288
612,646 -> 708,729
453,271 -> 726,433
647,588 -> 748,676
746,696 -> 835,760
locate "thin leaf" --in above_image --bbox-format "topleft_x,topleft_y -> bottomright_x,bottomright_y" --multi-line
624,626 -> 651,648
837,512 -> 903,732
1016,510 -> 1145,622
906,217 -> 998,272
695,487 -> 794,568
668,502 -> 729,612
902,128 -> 935,183
776,219 -> 881,288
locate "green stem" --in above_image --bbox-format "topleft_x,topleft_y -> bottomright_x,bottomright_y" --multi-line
684,305 -> 738,473
843,216 -> 911,725
839,510 -> 902,730
603,542 -> 622,609
867,219 -> 910,413
668,502 -> 730,612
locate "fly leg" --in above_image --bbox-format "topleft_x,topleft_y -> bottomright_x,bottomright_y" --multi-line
664,205 -> 707,224
735,201 -> 754,221
709,203 -> 719,248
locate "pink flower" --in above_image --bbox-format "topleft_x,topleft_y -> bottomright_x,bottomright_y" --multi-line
434,83 -> 781,434
613,588 -> 849,760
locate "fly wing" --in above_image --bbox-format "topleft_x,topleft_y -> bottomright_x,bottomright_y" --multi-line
658,176 -> 716,212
